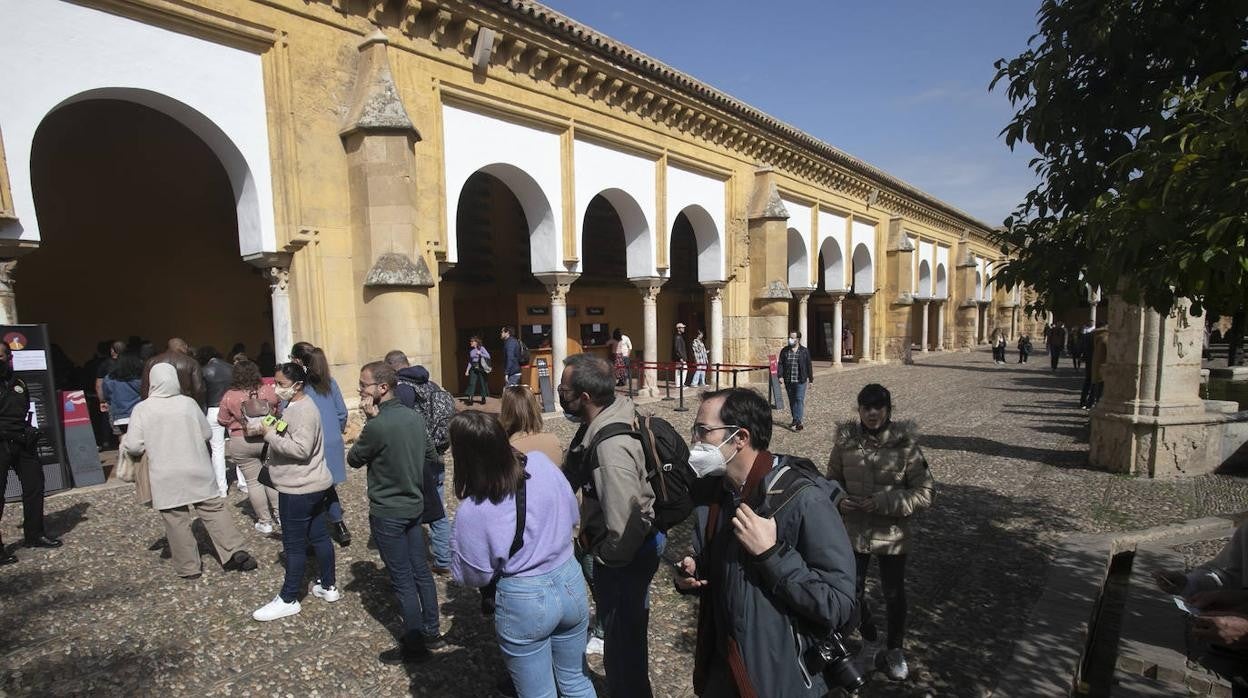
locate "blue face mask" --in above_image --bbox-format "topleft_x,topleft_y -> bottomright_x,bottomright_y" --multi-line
563,412 -> 581,424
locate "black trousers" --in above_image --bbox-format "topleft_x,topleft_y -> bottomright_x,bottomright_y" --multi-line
0,441 -> 46,541
855,552 -> 908,650
1049,348 -> 1061,370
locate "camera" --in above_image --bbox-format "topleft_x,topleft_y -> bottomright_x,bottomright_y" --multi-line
802,631 -> 867,693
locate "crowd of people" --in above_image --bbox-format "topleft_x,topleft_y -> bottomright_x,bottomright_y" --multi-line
6,324 -> 1241,696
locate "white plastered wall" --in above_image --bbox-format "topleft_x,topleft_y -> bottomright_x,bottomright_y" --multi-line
781,197 -> 811,289
573,140 -> 656,277
666,165 -> 725,282
917,240 -> 935,297
976,257 -> 987,300
0,0 -> 276,256
935,245 -> 950,299
850,219 -> 876,293
443,104 -> 562,272
817,209 -> 848,291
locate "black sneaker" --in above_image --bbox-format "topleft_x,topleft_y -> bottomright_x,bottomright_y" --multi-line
225,550 -> 258,572
423,633 -> 448,650
1,550 -> 17,565
379,643 -> 431,665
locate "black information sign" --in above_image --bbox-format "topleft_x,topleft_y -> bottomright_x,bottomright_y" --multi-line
586,307 -> 605,316
3,324 -> 70,501
526,306 -> 550,316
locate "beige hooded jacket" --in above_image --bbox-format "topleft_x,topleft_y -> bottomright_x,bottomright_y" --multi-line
123,363 -> 217,511
827,419 -> 934,555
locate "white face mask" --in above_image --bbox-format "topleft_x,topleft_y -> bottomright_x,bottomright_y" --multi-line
275,384 -> 298,402
788,337 -> 798,346
687,428 -> 740,478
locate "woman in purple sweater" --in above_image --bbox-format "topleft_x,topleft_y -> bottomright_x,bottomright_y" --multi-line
449,411 -> 594,698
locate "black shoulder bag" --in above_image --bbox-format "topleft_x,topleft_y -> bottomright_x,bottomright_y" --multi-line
479,470 -> 529,616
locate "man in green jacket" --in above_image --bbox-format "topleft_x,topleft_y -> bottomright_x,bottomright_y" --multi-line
349,360 -> 444,665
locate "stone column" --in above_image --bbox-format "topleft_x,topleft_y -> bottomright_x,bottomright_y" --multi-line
980,303 -> 990,344
935,301 -> 946,351
792,287 -> 813,346
538,273 -> 577,375
831,293 -> 845,365
860,295 -> 873,361
1090,303 -> 1097,326
0,259 -> 17,324
706,282 -> 725,366
920,300 -> 930,352
1090,296 -> 1222,477
632,277 -> 665,396
268,265 -> 293,360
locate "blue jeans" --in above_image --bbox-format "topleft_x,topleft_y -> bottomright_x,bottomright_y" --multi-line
785,381 -> 808,424
278,489 -> 336,603
496,556 -> 596,698
506,372 -> 521,387
427,472 -> 451,568
594,531 -> 663,698
370,515 -> 441,643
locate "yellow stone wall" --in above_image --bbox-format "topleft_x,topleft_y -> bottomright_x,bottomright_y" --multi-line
59,0 -> 1007,386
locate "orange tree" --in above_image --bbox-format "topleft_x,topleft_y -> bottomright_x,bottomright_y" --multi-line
991,0 -> 1248,331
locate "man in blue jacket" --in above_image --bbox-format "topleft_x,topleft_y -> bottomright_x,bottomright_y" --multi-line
676,388 -> 857,696
501,326 -> 523,387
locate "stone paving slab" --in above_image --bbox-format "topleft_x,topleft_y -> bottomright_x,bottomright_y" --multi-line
2,348 -> 1247,697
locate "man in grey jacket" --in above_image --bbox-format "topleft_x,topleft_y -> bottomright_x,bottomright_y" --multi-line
561,353 -> 660,697
676,387 -> 857,696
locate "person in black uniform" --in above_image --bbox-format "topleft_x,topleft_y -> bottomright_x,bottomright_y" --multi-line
0,342 -> 62,564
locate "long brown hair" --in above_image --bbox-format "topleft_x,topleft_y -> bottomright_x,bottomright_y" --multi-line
291,342 -> 332,396
499,385 -> 543,437
450,411 -> 525,504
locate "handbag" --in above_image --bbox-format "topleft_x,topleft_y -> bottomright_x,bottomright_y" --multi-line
241,389 -> 272,438
134,452 -> 152,506
115,447 -> 136,482
479,354 -> 493,374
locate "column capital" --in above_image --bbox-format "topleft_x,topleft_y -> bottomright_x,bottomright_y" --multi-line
0,258 -> 16,294
630,276 -> 666,302
267,265 -> 291,293
536,272 -> 580,303
859,293 -> 874,307
790,286 -> 814,301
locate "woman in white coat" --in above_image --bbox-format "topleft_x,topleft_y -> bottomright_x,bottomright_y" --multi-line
123,363 -> 258,579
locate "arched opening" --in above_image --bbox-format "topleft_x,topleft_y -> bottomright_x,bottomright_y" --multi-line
843,243 -> 874,360
571,192 -> 646,371
22,98 -> 271,374
787,228 -> 810,341
936,263 -> 948,298
810,238 -> 846,359
913,260 -> 934,350
441,169 -> 543,398
665,211 -> 708,383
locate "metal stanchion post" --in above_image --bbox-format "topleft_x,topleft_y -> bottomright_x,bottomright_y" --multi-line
663,363 -> 673,401
674,379 -> 687,412
732,369 -> 739,388
714,363 -> 720,391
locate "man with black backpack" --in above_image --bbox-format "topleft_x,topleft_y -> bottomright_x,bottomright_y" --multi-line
675,387 -> 858,696
500,326 -> 526,388
385,350 -> 454,574
561,353 -> 662,698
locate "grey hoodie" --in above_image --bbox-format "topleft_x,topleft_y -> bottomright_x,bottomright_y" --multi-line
568,396 -> 656,567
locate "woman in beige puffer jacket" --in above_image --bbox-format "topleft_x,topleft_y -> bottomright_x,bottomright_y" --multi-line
827,383 -> 934,680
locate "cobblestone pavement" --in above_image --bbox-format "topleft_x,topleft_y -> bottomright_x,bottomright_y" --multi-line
3,348 -> 1246,697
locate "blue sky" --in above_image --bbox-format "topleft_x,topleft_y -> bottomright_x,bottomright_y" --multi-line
538,0 -> 1043,226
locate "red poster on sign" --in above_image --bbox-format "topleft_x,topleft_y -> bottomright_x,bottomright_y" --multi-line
768,354 -> 778,376
59,390 -> 91,427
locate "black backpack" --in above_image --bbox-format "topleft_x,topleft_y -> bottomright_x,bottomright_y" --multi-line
518,341 -> 531,367
569,410 -> 695,532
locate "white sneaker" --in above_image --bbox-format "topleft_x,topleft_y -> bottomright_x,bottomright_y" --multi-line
254,521 -> 274,535
585,637 -> 604,655
312,581 -> 340,603
877,647 -> 909,681
252,596 -> 301,622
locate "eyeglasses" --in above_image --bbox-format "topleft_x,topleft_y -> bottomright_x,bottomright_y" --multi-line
690,424 -> 739,441
358,381 -> 379,390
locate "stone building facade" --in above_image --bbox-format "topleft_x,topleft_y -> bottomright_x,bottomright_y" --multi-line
0,0 -> 1040,393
